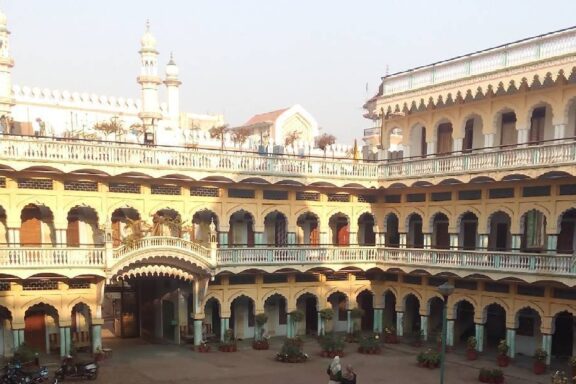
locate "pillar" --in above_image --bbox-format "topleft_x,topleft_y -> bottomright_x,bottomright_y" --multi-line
453,138 -> 463,153
194,319 -> 203,346
446,319 -> 455,347
346,310 -> 352,334
506,328 -> 516,358
218,232 -> 228,248
426,141 -> 436,156
317,314 -> 323,336
7,228 -> 19,246
254,232 -> 265,246
220,318 -> 229,341
475,323 -> 484,353
91,324 -> 102,353
320,232 -> 329,245
542,333 -> 552,365
484,133 -> 495,148
423,234 -> 432,249
517,128 -> 529,145
60,326 -> 71,357
55,228 -> 67,247
287,232 -> 296,245
547,235 -> 558,254
373,309 -> 383,333
420,315 -> 428,341
12,328 -> 22,350
449,234 -> 458,250
396,312 -> 404,337
286,313 -> 292,338
478,234 -> 489,251
511,234 -> 522,252
554,123 -> 567,140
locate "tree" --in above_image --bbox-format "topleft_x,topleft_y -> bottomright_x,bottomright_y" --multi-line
315,133 -> 336,157
209,124 -> 229,151
284,130 -> 301,154
231,126 -> 252,149
93,118 -> 124,141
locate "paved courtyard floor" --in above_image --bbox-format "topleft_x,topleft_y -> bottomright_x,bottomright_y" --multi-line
42,337 -> 565,383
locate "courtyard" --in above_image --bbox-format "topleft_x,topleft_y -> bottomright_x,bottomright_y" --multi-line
41,336 -> 562,384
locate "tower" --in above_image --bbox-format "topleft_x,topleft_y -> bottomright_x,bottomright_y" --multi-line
0,9 -> 14,118
137,21 -> 162,135
164,53 -> 181,124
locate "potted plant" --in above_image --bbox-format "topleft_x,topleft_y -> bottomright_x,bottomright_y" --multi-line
358,333 -> 381,354
196,340 -> 210,353
496,339 -> 510,367
318,333 -> 345,358
478,368 -> 491,383
551,370 -> 569,384
489,369 -> 504,384
466,336 -> 478,360
252,313 -> 269,350
384,324 -> 398,344
416,348 -> 440,369
218,329 -> 237,352
275,338 -> 308,363
532,347 -> 547,375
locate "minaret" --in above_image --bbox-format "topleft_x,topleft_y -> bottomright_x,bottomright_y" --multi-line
137,21 -> 162,132
164,53 -> 181,123
0,9 -> 14,118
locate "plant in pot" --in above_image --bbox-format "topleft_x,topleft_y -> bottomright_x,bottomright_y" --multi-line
318,308 -> 334,336
496,339 -> 510,367
489,368 -> 504,384
358,333 -> 381,354
384,324 -> 398,344
318,332 -> 345,358
196,340 -> 210,353
275,337 -> 308,363
252,313 -> 269,350
346,308 -> 364,343
478,368 -> 491,383
551,370 -> 569,384
532,347 -> 547,375
466,336 -> 478,361
218,329 -> 237,352
416,348 -> 440,369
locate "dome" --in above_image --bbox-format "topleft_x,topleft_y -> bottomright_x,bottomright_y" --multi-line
166,54 -> 179,77
140,21 -> 156,50
0,10 -> 7,27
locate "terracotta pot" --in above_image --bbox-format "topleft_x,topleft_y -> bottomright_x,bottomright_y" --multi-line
496,354 -> 509,367
533,360 -> 546,375
466,349 -> 478,361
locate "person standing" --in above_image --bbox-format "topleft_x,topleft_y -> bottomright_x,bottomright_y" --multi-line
341,365 -> 357,384
327,356 -> 342,384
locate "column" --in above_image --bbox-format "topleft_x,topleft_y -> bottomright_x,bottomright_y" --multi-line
511,234 -> 522,252
484,133 -> 495,149
12,328 -> 22,350
423,234 -> 432,249
399,233 -> 407,248
193,319 -> 203,346
349,232 -> 357,246
420,315 -> 428,341
446,319 -> 455,347
254,232 -> 265,246
517,128 -> 529,145
373,309 -> 383,333
546,235 -> 558,254
220,318 -> 228,341
453,138 -> 463,153
542,333 -> 552,365
449,234 -> 458,250
7,228 -> 19,246
396,312 -> 404,337
475,323 -> 485,353
478,234 -> 489,251
91,323 -> 102,353
506,328 -> 516,358
287,232 -> 296,245
59,326 -> 71,357
55,228 -> 67,247
317,315 -> 323,336
286,313 -> 292,338
346,310 -> 352,334
554,123 -> 567,141
218,232 -> 228,248
320,232 -> 329,245
426,141 -> 436,156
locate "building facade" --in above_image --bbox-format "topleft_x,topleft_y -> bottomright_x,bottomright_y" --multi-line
0,10 -> 575,368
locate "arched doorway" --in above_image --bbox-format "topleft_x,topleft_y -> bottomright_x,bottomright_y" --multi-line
436,121 -> 453,155
264,294 -> 288,337
521,209 -> 546,253
24,303 -> 59,354
454,301 -> 475,347
484,303 -> 506,350
385,213 -> 400,247
515,307 -> 542,357
462,115 -> 483,153
296,212 -> 320,246
552,311 -> 574,358
327,292 -> 348,333
459,212 -> 478,250
229,210 -> 254,247
296,293 -> 318,336
432,213 -> 450,249
111,207 -> 141,247
0,305 -> 12,357
329,213 -> 349,246
67,206 -> 100,247
264,211 -> 288,246
191,210 -> 219,244
383,291 -> 397,330
0,206 -> 7,244
151,209 -> 182,237
410,124 -> 427,158
357,213 -> 376,246
488,211 -> 511,251
558,209 -> 576,254
204,298 -> 221,341
407,214 -> 423,248
71,303 -> 92,351
497,110 -> 517,147
357,290 -> 374,331
403,294 -> 421,337
20,204 -> 55,246
528,105 -> 552,145
230,296 -> 255,339
428,297 -> 444,342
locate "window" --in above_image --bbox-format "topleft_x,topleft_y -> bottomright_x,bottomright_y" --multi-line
523,210 -> 545,250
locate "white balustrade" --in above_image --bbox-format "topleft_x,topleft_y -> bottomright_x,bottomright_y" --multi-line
113,236 -> 211,260
0,247 -> 105,268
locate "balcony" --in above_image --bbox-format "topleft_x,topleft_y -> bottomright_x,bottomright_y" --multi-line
363,127 -> 380,137
0,135 -> 575,186
1,240 -> 574,283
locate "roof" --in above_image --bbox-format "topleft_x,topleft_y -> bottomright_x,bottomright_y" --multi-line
243,108 -> 288,126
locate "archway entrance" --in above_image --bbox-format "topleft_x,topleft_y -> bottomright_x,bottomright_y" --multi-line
403,294 -> 421,337
357,290 -> 374,331
558,209 -> 576,253
460,212 -> 478,250
264,294 -> 287,337
383,291 -> 397,330
329,214 -> 349,246
428,297 -> 444,341
24,303 -> 59,354
230,296 -> 255,339
71,303 -> 92,352
432,213 -> 449,249
296,293 -> 318,335
204,298 -> 221,342
552,311 -> 574,358
327,292 -> 348,333
296,213 -> 319,246
357,213 -> 376,246
229,211 -> 254,247
488,211 -> 511,251
454,301 -> 475,347
484,303 -> 506,350
385,213 -> 400,247
264,211 -> 288,246
0,306 -> 12,357
407,214 -> 423,248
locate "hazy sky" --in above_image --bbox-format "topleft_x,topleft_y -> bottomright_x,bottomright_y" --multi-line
5,0 -> 576,143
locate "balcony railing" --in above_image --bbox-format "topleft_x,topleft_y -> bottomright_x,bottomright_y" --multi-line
0,135 -> 575,183
0,247 -> 105,268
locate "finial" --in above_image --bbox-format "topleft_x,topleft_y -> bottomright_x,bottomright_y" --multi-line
168,52 -> 175,65
146,19 -> 150,32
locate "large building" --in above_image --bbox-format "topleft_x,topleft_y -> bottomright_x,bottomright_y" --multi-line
0,9 -> 575,369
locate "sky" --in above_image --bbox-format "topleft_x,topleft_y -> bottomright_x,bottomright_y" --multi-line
5,0 -> 576,144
